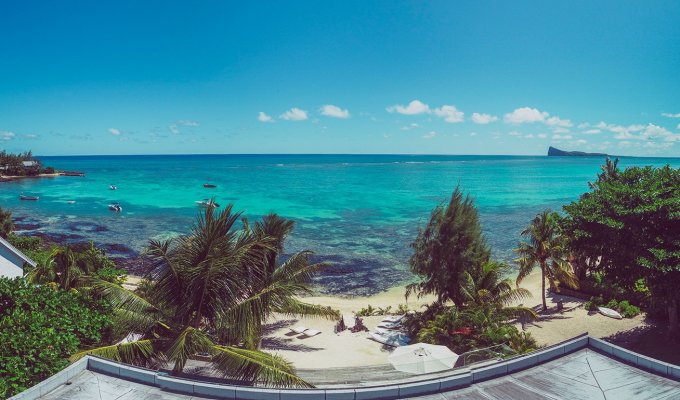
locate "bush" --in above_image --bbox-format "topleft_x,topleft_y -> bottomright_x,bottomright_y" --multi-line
43,166 -> 55,174
0,278 -> 113,398
617,300 -> 641,318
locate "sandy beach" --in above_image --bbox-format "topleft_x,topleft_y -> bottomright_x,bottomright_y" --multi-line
259,270 -> 647,369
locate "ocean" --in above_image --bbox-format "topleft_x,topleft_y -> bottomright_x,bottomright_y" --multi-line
1,154 -> 678,296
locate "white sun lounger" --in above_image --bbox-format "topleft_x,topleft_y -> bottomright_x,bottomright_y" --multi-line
381,314 -> 405,323
289,326 -> 308,334
301,329 -> 321,337
377,321 -> 402,329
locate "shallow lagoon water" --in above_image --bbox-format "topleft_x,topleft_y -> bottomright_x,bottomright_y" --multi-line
1,154 -> 678,296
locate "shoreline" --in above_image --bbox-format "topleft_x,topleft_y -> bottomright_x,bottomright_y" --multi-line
0,173 -> 61,181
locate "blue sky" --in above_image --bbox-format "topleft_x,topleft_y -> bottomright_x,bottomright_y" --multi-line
1,1 -> 679,156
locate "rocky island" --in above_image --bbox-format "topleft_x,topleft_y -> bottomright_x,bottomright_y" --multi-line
548,146 -> 608,157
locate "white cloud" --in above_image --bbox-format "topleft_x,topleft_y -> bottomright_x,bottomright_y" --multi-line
320,105 -> 350,119
552,127 -> 570,134
387,100 -> 430,115
575,139 -> 587,145
661,112 -> 680,118
24,134 -> 39,139
108,128 -> 121,136
677,123 -> 680,130
552,134 -> 573,140
504,107 -> 549,124
423,131 -> 437,139
508,131 -> 522,136
433,105 -> 464,123
469,132 -> 478,136
524,134 -> 534,139
1,131 -> 16,141
169,125 -> 179,134
577,122 -> 590,129
177,120 -> 199,127
582,129 -> 601,134
401,123 -> 419,131
538,133 -> 548,139
545,116 -> 573,128
258,112 -> 273,123
280,108 -> 308,121
471,113 -> 498,124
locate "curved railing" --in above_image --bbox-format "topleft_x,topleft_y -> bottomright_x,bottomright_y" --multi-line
11,333 -> 680,400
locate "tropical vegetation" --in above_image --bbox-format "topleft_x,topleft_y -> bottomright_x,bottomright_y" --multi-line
561,160 -> 680,336
0,278 -> 113,398
515,210 -> 578,311
405,188 -> 538,357
71,205 -> 337,387
0,150 -> 43,176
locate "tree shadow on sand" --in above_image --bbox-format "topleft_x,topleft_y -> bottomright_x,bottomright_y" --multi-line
260,337 -> 324,352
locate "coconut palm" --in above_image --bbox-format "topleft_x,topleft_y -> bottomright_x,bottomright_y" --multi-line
515,210 -> 578,311
462,262 -> 534,310
239,213 -> 338,349
72,204 -> 334,388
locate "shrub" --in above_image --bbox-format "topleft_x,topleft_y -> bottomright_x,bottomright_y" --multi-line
0,278 -> 113,398
43,166 -> 55,174
356,304 -> 375,317
617,300 -> 641,318
605,299 -> 619,309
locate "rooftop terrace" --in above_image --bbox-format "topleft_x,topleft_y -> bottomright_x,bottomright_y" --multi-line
11,335 -> 680,400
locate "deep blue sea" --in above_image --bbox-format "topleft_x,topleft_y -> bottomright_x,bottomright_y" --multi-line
1,154 -> 678,295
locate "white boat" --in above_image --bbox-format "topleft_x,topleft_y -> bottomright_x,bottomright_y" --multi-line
19,194 -> 39,201
368,332 -> 410,347
195,199 -> 220,208
110,185 -> 117,190
598,307 -> 623,320
108,203 -> 123,212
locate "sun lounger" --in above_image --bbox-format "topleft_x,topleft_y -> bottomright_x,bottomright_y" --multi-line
289,326 -> 308,334
368,332 -> 410,347
377,321 -> 402,329
381,314 -> 405,323
301,329 -> 321,337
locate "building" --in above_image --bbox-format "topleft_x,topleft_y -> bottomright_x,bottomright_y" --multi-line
10,334 -> 680,400
0,235 -> 36,278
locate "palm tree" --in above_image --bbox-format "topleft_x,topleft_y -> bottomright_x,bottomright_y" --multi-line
240,213 -> 338,349
515,210 -> 578,311
461,261 -> 538,321
72,204 -> 335,388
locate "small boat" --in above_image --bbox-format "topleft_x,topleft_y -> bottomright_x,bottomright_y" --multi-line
67,200 -> 76,204
108,203 -> 123,212
195,199 -> 220,208
203,183 -> 217,188
598,306 -> 623,320
19,194 -> 39,201
110,185 -> 117,190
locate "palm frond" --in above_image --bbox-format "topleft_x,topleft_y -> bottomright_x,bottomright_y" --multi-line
211,345 -> 313,388
70,339 -> 158,366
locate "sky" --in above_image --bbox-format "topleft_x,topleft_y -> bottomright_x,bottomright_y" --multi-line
1,1 -> 680,156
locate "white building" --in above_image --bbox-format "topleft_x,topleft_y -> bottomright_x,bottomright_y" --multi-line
0,235 -> 35,278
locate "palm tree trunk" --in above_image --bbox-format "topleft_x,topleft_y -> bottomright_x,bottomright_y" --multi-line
541,264 -> 547,311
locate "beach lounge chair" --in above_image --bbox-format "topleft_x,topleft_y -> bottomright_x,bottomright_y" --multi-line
377,321 -> 402,329
301,329 -> 321,337
381,314 -> 405,323
289,326 -> 308,334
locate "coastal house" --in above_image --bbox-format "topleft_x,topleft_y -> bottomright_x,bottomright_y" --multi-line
0,235 -> 35,278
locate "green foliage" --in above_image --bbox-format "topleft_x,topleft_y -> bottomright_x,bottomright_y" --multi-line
356,304 -> 376,317
79,205 -> 334,387
0,207 -> 13,238
562,161 -> 680,333
515,210 -> 578,311
407,186 -> 490,306
0,150 -> 40,176
617,301 -> 641,318
0,278 -> 112,398
44,166 -> 55,174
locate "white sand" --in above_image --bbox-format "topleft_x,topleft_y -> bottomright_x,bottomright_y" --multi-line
263,270 -> 647,368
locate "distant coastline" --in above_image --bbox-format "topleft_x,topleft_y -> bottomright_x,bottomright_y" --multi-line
547,146 -> 608,157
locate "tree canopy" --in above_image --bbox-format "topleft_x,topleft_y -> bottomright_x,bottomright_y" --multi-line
562,161 -> 680,335
406,187 -> 490,306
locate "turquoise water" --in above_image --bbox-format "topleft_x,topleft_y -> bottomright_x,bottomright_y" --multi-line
1,154 -> 678,295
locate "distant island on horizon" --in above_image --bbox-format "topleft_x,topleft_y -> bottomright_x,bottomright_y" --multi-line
547,146 -> 608,157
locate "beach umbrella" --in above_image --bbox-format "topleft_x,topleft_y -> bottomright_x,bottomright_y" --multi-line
388,343 -> 459,374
